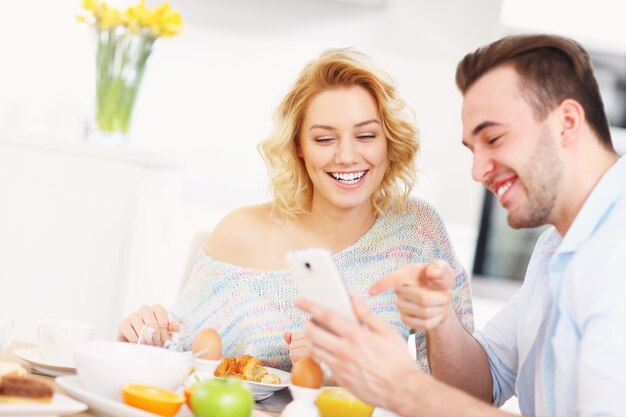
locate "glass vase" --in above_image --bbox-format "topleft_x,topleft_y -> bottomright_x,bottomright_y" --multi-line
87,26 -> 155,145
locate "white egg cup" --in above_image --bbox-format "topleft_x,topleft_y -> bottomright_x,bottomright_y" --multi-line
193,357 -> 220,376
281,384 -> 320,417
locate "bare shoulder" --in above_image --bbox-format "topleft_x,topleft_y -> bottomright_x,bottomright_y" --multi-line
202,202 -> 283,264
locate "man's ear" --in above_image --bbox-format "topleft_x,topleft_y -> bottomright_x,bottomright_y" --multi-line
558,99 -> 584,147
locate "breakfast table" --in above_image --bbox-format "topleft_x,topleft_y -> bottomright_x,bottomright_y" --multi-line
1,341 -> 281,417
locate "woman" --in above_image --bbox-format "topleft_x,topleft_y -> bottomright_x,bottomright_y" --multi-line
117,48 -> 473,371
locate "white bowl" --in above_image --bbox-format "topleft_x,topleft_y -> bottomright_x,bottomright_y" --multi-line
193,358 -> 220,375
74,341 -> 192,400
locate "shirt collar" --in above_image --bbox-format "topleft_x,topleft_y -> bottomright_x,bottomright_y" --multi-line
537,227 -> 561,254
557,156 -> 626,254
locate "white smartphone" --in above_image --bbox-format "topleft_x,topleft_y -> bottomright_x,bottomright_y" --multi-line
285,248 -> 357,323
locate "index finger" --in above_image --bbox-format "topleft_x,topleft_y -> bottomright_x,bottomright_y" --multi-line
369,263 -> 426,295
415,260 -> 455,291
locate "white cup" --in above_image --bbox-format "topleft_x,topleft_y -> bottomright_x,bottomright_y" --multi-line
38,319 -> 95,365
0,317 -> 15,352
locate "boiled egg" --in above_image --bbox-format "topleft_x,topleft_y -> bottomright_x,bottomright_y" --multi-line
191,328 -> 222,360
291,356 -> 323,388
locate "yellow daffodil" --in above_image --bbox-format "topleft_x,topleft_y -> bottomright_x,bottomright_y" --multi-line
99,5 -> 124,28
150,3 -> 183,37
82,0 -> 99,13
125,1 -> 152,34
77,0 -> 182,137
77,0 -> 183,38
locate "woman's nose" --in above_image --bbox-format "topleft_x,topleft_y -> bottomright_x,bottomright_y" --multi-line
334,139 -> 359,165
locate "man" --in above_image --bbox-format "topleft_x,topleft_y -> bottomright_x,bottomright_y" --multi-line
297,34 -> 626,417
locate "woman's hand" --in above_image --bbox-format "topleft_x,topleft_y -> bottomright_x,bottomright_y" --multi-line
284,331 -> 311,365
117,304 -> 170,345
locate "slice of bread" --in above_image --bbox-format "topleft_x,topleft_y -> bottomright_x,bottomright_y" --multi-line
0,376 -> 54,404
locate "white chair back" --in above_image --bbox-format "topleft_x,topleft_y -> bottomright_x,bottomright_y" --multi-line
178,230 -> 212,294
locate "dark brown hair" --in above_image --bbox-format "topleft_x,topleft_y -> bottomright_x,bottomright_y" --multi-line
456,34 -> 614,151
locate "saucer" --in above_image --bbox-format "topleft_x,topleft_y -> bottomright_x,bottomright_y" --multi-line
13,348 -> 76,377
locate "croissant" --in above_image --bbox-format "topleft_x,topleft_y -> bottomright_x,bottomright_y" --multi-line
214,354 -> 280,384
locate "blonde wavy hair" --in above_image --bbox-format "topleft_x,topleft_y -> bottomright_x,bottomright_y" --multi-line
258,48 -> 420,218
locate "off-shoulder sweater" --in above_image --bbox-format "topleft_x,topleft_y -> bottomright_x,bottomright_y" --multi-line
170,198 -> 474,371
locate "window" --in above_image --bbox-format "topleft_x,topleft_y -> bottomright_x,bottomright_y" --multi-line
472,190 -> 548,281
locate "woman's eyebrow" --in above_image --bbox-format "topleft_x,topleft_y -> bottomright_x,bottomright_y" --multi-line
309,119 -> 380,130
309,124 -> 336,131
354,119 -> 380,128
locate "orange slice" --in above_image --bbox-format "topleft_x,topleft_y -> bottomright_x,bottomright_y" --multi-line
122,384 -> 184,417
184,384 -> 195,409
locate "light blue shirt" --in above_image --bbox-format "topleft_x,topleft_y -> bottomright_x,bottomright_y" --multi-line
474,156 -> 626,417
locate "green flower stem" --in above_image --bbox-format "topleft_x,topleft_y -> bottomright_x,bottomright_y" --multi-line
94,27 -> 155,135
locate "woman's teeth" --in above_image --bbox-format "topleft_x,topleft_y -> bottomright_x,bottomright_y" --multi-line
330,171 -> 366,184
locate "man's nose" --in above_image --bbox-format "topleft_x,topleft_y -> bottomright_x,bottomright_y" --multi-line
471,150 -> 494,182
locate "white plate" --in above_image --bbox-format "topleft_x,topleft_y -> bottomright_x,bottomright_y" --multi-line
186,366 -> 291,399
13,349 -> 75,377
0,393 -> 87,416
56,375 -> 273,417
244,368 -> 291,396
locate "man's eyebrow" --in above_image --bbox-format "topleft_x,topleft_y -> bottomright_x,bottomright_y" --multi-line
354,119 -> 380,128
472,121 -> 502,136
462,121 -> 504,149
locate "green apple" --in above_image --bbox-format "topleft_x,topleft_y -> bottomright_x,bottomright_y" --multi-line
191,377 -> 254,417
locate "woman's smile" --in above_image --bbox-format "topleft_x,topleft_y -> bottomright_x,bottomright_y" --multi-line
327,170 -> 369,187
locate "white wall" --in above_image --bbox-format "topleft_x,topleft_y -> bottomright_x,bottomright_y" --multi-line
5,0 -> 624,291
131,0 -> 502,233
501,0 -> 626,53
0,0 -> 503,282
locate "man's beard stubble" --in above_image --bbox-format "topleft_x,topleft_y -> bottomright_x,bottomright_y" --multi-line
507,127 -> 562,229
